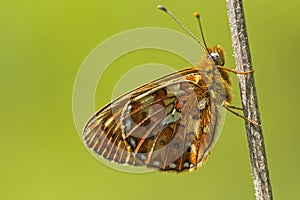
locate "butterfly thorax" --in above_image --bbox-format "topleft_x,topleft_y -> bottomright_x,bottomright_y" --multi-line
196,45 -> 232,105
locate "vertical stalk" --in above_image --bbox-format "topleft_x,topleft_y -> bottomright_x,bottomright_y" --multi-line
225,0 -> 273,199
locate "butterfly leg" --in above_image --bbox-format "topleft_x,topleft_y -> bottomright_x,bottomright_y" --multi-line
217,66 -> 254,74
222,101 -> 260,126
225,104 -> 243,111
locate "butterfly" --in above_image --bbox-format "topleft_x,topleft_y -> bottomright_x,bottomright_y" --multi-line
82,6 -> 255,172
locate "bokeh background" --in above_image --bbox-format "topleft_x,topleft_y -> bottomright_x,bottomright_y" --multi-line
1,0 -> 299,199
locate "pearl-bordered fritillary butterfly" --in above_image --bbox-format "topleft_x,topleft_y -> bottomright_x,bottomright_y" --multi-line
82,6 -> 256,172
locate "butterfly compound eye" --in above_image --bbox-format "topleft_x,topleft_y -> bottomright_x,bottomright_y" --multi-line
210,52 -> 221,65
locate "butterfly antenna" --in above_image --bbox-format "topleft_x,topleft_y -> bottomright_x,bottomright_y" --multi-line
193,12 -> 210,53
157,5 -> 206,50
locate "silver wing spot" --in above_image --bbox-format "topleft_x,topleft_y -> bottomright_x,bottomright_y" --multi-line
160,108 -> 181,126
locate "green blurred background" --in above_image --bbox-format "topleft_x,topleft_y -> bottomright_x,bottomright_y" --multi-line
1,0 -> 299,199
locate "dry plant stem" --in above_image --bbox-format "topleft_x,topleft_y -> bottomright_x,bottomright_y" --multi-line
225,0 -> 273,200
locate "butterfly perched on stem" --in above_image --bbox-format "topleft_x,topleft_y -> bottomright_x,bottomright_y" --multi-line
82,5 -> 256,172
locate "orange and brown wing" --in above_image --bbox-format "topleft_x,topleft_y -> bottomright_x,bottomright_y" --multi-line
83,67 -> 225,172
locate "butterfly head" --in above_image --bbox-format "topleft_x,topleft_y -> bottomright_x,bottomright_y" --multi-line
207,45 -> 225,66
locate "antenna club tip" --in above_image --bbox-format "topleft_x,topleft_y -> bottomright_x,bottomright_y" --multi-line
194,12 -> 200,18
157,5 -> 168,12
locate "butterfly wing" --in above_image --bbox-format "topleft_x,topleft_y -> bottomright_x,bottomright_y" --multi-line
83,67 -> 225,172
